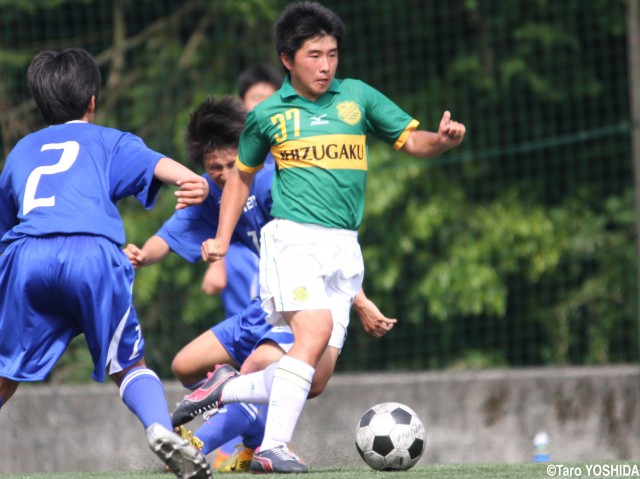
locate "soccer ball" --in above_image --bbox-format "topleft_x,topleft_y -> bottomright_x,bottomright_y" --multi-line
355,402 -> 426,471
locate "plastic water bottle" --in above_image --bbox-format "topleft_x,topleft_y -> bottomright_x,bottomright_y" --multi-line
533,431 -> 550,462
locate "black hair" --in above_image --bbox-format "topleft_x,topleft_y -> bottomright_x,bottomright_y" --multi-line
27,48 -> 101,125
236,63 -> 283,100
274,1 -> 345,67
184,95 -> 246,168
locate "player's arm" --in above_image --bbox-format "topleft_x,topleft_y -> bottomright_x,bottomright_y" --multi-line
201,165 -> 255,263
201,259 -> 227,295
123,235 -> 171,270
153,157 -> 209,210
353,288 -> 397,338
401,111 -> 466,159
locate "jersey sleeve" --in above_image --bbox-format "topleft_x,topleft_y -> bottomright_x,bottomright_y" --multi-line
109,132 -> 164,209
156,201 -> 218,263
358,80 -> 419,149
236,110 -> 271,172
155,178 -> 219,263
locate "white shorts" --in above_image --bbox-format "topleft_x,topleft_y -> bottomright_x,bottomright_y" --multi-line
258,219 -> 364,351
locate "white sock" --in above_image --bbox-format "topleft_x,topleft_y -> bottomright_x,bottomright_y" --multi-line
221,362 -> 278,405
260,355 -> 314,451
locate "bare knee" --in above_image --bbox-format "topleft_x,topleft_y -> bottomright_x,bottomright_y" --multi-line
109,358 -> 146,387
240,341 -> 285,375
308,381 -> 326,399
171,353 -> 192,386
239,355 -> 265,375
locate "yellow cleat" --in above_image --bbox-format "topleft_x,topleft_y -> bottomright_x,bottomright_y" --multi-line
213,448 -> 231,470
176,425 -> 204,451
216,443 -> 255,473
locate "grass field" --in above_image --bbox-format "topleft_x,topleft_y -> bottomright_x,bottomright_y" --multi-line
2,463 -> 638,479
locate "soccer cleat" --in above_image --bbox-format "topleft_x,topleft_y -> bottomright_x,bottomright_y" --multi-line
249,445 -> 308,474
171,364 -> 239,427
165,426 -> 205,474
176,425 -> 204,451
216,443 -> 255,473
213,448 -> 231,471
146,423 -> 213,479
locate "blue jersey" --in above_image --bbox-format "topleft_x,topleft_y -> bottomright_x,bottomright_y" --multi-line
0,122 -> 163,250
221,243 -> 259,317
0,121 -> 167,382
155,154 -> 274,261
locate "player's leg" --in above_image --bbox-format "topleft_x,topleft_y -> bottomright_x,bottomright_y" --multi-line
251,309 -> 329,453
71,239 -> 170,431
192,337 -> 291,470
239,333 -> 337,398
173,331 -> 335,470
172,329 -> 237,389
171,300 -> 273,471
76,237 -> 212,479
111,358 -> 172,430
110,359 -> 211,478
193,331 -> 294,462
243,312 -> 324,473
193,402 -> 264,454
250,222 -> 362,473
248,220 -> 331,467
171,300 -> 272,425
171,332 -> 338,473
308,345 -> 339,398
115,363 -> 213,477
240,340 -> 287,374
172,319 -> 243,470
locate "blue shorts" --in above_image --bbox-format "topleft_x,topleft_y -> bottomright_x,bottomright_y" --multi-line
211,298 -> 295,365
255,325 -> 294,353
0,235 -> 145,382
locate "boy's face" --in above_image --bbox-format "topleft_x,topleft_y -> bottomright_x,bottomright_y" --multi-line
243,82 -> 278,111
282,34 -> 338,101
203,147 -> 237,190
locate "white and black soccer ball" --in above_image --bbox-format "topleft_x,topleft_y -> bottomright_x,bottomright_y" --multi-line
355,402 -> 426,471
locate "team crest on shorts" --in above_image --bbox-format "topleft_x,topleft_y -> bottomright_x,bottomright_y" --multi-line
337,101 -> 361,125
293,286 -> 309,302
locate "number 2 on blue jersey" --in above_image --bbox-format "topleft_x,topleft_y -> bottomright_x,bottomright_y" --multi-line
23,141 -> 79,215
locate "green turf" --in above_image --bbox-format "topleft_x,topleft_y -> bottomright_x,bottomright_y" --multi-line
2,463 -> 639,479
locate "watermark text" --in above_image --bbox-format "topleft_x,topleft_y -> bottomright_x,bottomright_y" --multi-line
546,463 -> 640,478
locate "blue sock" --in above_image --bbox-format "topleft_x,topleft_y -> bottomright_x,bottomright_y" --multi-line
219,436 -> 243,454
120,367 -> 171,430
240,405 -> 266,450
196,403 -> 261,455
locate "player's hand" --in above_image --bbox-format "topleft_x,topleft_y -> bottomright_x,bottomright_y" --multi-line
355,297 -> 397,338
175,176 -> 209,210
123,243 -> 147,270
201,238 -> 229,263
437,110 -> 465,147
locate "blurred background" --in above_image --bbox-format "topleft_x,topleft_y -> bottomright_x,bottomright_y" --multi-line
1,0 -> 637,380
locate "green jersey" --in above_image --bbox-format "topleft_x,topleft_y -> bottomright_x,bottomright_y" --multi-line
236,76 -> 418,231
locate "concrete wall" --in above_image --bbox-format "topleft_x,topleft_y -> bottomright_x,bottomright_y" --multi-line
1,365 -> 639,473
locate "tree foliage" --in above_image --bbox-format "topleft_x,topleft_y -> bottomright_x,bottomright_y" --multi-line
0,0 -> 636,379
